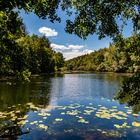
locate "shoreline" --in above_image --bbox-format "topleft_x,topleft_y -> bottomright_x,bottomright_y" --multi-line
57,70 -> 133,75
0,71 -> 133,82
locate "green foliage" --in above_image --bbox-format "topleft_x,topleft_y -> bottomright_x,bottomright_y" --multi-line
54,52 -> 65,71
0,33 -> 64,80
16,35 -> 56,74
0,11 -> 26,75
65,35 -> 140,73
0,0 -> 60,22
0,11 -> 64,81
0,0 -> 67,81
63,0 -> 140,39
16,69 -> 31,82
0,0 -> 140,39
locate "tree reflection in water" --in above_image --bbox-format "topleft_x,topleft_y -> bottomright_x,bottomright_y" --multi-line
0,75 -> 52,139
116,72 -> 140,113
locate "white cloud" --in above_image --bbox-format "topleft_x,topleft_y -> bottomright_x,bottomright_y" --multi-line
50,43 -> 94,60
83,49 -> 94,54
68,45 -> 84,50
39,27 -> 58,37
50,43 -> 69,50
50,44 -> 85,51
63,51 -> 84,60
72,49 -> 80,52
63,49 -> 94,60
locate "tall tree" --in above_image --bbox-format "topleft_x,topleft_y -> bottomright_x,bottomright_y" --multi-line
0,11 -> 26,75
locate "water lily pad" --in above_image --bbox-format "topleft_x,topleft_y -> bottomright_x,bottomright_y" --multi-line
38,124 -> 48,130
114,123 -> 131,129
17,120 -> 28,126
132,113 -> 139,117
38,112 -> 51,117
55,118 -> 63,122
132,121 -> 140,127
61,112 -> 65,115
30,121 -> 38,125
66,110 -> 81,116
84,109 -> 94,115
78,118 -> 89,124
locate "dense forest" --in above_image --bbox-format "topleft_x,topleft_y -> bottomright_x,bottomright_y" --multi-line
0,11 -> 64,81
65,35 -> 140,73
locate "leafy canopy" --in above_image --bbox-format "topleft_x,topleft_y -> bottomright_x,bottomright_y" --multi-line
0,0 -> 140,39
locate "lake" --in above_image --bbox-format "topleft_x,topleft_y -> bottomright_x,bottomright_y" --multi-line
0,73 -> 140,140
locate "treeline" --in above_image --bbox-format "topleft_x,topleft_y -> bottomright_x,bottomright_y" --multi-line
65,35 -> 140,73
0,11 -> 64,81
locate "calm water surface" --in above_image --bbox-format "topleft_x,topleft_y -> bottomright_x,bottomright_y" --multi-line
0,73 -> 140,140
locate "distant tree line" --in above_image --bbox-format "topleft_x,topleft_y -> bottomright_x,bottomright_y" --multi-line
65,34 -> 140,73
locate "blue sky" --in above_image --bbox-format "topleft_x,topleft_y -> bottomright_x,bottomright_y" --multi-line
20,10 -> 133,60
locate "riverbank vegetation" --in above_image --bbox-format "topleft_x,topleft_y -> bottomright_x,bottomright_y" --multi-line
0,11 -> 64,81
